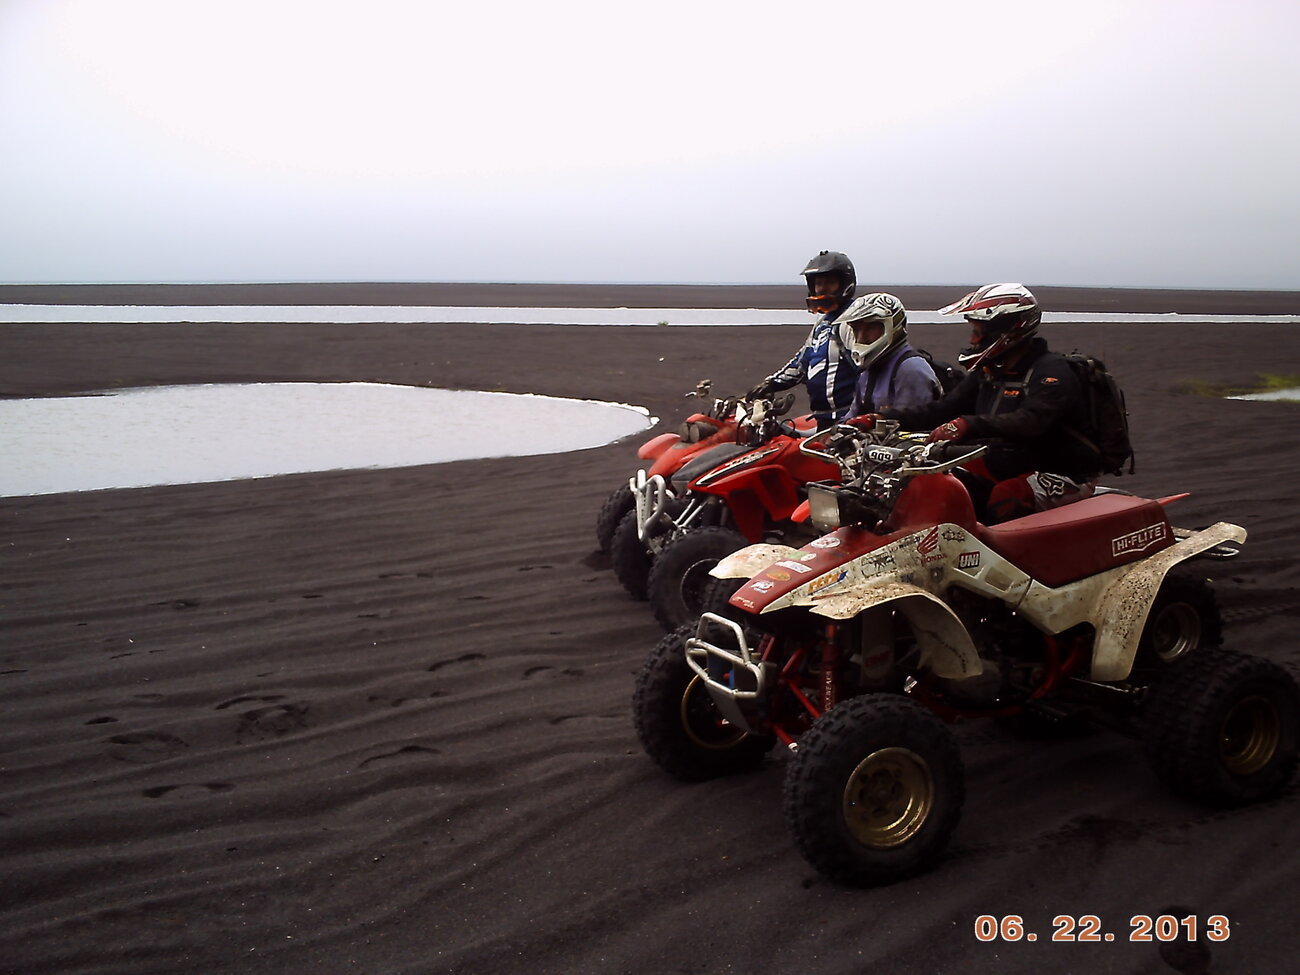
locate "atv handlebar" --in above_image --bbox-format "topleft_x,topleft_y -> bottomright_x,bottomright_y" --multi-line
800,423 -> 986,479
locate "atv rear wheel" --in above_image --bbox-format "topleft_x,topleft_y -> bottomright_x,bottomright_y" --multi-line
1137,571 -> 1224,668
1142,647 -> 1299,805
783,694 -> 964,887
633,624 -> 775,781
646,526 -> 749,632
595,484 -> 635,556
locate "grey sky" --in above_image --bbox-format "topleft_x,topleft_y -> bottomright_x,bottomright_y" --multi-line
2,0 -> 1297,288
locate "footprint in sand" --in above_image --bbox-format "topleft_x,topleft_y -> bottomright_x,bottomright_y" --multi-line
548,712 -> 621,727
357,744 -> 441,770
427,652 -> 486,673
523,666 -> 586,679
214,694 -> 285,711
142,782 -> 235,799
234,702 -> 308,740
106,732 -> 189,762
367,690 -> 449,707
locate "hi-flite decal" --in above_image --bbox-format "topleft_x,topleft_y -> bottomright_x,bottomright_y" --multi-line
1111,522 -> 1169,558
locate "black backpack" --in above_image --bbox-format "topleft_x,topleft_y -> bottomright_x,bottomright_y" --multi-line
1060,353 -> 1135,476
903,348 -> 966,395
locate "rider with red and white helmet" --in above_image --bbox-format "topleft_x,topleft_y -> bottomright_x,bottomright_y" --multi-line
875,284 -> 1101,522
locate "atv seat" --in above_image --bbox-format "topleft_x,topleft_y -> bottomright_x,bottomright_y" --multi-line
975,493 -> 1174,588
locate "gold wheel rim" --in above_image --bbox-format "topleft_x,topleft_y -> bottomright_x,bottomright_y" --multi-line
842,746 -> 934,849
680,674 -> 747,751
1220,694 -> 1280,775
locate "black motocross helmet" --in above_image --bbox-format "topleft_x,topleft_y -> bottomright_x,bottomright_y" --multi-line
801,250 -> 856,314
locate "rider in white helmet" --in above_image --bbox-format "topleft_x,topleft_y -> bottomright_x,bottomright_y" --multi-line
872,284 -> 1101,523
839,292 -> 940,415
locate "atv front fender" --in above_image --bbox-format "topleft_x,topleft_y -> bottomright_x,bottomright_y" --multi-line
1090,521 -> 1247,681
710,543 -> 801,580
810,582 -> 984,680
638,432 -> 681,461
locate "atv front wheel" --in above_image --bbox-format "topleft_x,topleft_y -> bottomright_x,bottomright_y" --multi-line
633,624 -> 774,781
783,694 -> 964,887
646,526 -> 749,632
1142,647 -> 1299,805
610,509 -> 653,601
595,484 -> 635,556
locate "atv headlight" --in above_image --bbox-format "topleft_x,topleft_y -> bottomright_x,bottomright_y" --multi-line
807,482 -> 842,532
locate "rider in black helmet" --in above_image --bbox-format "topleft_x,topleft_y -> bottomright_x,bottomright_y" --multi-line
746,251 -> 861,427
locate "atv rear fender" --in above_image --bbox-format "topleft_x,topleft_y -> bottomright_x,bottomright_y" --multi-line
1016,521 -> 1246,682
1090,521 -> 1246,681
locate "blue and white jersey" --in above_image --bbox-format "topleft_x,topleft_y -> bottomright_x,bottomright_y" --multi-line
762,312 -> 859,424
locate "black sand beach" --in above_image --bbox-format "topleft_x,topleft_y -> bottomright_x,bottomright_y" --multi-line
2,284 -> 1298,974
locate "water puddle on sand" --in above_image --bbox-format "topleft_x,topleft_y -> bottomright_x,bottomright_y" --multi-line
0,382 -> 653,497
1226,388 -> 1300,402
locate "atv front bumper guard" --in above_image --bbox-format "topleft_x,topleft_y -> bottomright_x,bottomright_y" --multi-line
685,613 -> 769,732
630,470 -> 671,541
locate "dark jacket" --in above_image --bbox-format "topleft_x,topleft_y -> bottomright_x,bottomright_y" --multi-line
883,338 -> 1100,481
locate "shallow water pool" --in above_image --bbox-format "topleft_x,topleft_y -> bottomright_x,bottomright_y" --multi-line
0,383 -> 653,497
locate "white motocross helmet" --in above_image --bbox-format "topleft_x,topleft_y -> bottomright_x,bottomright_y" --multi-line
941,283 -> 1041,370
839,292 -> 908,368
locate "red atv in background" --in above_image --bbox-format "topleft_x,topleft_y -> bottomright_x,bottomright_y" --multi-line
633,421 -> 1299,887
610,394 -> 841,631
595,380 -> 744,556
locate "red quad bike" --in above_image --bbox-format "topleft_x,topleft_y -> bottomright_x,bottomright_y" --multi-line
611,394 -> 840,631
596,380 -> 745,556
632,421 -> 1300,887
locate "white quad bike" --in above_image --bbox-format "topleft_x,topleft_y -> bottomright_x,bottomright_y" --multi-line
633,421 -> 1299,887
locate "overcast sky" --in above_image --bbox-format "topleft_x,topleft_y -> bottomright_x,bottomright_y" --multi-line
2,0 -> 1296,289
